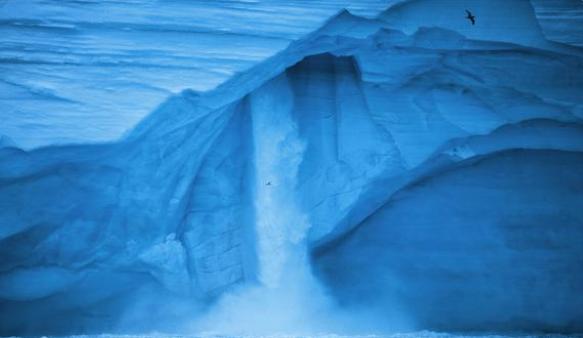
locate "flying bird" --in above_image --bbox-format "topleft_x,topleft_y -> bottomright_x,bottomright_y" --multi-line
465,9 -> 476,25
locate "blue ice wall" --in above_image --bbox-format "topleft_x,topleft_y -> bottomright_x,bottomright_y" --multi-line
0,0 -> 581,149
1,0 -> 583,335
313,149 -> 583,331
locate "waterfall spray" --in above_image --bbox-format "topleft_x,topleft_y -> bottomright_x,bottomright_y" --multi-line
251,75 -> 311,289
193,74 -> 335,335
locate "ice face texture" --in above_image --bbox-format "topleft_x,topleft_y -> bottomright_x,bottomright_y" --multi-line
1,0 -> 583,335
0,0 -> 581,150
0,0 -> 393,150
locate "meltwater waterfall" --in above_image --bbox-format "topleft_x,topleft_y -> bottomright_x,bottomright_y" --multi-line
251,75 -> 311,289
194,75 -> 335,334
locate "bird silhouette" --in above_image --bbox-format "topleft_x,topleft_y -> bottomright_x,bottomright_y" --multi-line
466,10 -> 476,25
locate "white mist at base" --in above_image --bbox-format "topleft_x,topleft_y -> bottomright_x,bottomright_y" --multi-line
191,74 -> 338,335
189,74 -> 411,336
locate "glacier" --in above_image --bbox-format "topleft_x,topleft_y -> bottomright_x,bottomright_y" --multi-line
1,0 -> 582,150
1,0 -> 583,336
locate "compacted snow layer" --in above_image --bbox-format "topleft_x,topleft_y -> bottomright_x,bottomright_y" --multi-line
0,0 -> 394,149
0,0 -> 582,149
0,0 -> 583,335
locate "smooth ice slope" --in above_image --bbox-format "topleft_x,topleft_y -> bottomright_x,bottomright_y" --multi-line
315,149 -> 583,331
1,0 -> 583,335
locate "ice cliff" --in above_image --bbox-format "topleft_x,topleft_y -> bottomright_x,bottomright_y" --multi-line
1,0 -> 583,335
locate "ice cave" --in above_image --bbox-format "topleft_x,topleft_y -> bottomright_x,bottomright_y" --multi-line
0,0 -> 582,337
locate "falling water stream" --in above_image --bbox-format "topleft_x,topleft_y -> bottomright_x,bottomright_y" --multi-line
251,76 -> 311,289
194,75 -> 333,335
